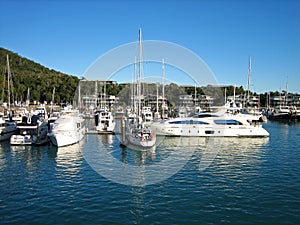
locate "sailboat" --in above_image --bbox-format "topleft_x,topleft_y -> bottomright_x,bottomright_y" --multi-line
94,82 -> 115,133
0,54 -> 18,141
125,29 -> 156,149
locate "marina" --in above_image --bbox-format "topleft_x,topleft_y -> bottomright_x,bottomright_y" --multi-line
1,121 -> 299,224
1,1 -> 299,224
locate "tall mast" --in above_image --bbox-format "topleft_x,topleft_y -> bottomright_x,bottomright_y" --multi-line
26,87 -> 30,106
233,84 -> 236,104
104,81 -> 106,110
95,80 -> 98,109
137,28 -> 142,118
247,56 -> 251,100
78,81 -> 81,110
2,63 -> 6,103
133,56 -> 136,114
6,54 -> 11,111
51,87 -> 55,112
194,83 -> 197,106
224,87 -> 227,104
285,77 -> 288,105
162,58 -> 165,119
156,83 -> 159,114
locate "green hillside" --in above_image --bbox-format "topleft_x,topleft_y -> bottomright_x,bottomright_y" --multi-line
0,47 -> 79,105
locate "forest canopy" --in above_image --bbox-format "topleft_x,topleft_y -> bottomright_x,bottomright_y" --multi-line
0,47 -> 79,105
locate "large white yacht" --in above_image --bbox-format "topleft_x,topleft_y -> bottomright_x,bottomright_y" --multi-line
48,107 -> 85,147
149,110 -> 269,137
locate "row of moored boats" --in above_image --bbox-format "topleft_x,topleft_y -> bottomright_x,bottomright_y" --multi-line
0,105 -> 85,147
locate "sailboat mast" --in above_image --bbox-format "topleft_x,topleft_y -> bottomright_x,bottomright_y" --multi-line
156,83 -> 159,113
95,81 -> 98,109
285,77 -> 288,105
26,87 -> 30,106
6,54 -> 11,110
162,58 -> 165,118
133,56 -> 137,114
233,84 -> 236,103
194,83 -> 197,106
78,81 -> 81,110
247,56 -> 251,100
51,87 -> 55,112
2,64 -> 5,103
137,28 -> 142,118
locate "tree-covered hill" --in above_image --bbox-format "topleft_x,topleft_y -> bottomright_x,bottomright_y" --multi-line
0,47 -> 79,104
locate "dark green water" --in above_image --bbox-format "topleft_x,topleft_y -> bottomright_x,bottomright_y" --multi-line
1,121 -> 299,224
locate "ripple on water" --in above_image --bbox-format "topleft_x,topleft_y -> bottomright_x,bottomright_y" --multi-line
1,122 -> 300,224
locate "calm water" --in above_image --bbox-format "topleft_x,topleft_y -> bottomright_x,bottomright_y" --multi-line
1,121 -> 300,225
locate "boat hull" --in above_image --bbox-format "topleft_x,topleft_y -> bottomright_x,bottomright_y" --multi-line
10,134 -> 32,145
10,122 -> 49,145
0,128 -> 17,141
0,120 -> 18,141
149,114 -> 270,137
49,130 -> 85,147
127,135 -> 156,148
48,108 -> 86,147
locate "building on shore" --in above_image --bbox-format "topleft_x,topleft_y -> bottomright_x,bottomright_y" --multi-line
267,93 -> 300,108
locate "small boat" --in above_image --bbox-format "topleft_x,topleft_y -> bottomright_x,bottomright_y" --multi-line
94,109 -> 115,133
48,107 -> 85,147
141,106 -> 153,124
10,115 -> 49,145
0,117 -> 18,141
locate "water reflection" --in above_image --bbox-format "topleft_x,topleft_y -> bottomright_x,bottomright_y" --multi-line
198,137 -> 270,172
55,141 -> 84,177
83,134 -> 195,186
130,185 -> 148,225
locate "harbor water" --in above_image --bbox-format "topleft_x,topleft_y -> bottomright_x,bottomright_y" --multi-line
1,121 -> 300,224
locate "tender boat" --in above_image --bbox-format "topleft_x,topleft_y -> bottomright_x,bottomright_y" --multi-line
149,110 -> 269,137
141,106 -> 153,124
48,108 -> 85,147
10,115 -> 49,145
94,109 -> 115,133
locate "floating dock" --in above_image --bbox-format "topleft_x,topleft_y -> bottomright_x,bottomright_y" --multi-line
85,129 -> 115,135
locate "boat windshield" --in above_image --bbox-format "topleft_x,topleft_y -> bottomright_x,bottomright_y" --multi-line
168,120 -> 209,125
214,120 -> 243,125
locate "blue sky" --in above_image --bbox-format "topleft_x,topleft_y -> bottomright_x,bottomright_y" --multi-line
0,0 -> 299,93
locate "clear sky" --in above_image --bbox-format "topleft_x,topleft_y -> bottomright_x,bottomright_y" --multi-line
0,0 -> 299,93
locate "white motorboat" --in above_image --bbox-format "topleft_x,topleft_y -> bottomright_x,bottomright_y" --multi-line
0,117 -> 18,141
94,109 -> 115,133
141,106 -> 153,123
10,115 -> 49,145
48,108 -> 85,147
150,110 -> 269,137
